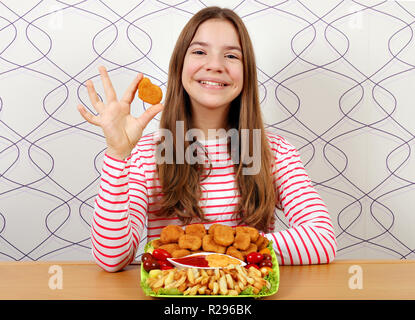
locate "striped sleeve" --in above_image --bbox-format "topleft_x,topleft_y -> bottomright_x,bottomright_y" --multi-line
266,136 -> 337,265
91,148 -> 148,272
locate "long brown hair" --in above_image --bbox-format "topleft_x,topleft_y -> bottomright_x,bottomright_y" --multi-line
155,6 -> 277,232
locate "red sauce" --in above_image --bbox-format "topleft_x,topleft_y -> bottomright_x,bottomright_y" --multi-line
172,255 -> 209,267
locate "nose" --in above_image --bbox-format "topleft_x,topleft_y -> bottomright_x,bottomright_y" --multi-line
204,53 -> 225,72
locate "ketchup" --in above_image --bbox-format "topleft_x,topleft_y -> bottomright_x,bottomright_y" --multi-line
171,255 -> 209,268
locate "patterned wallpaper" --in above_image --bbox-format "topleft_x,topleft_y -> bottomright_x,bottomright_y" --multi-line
0,0 -> 414,262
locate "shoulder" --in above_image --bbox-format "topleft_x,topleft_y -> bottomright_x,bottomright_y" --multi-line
265,130 -> 298,156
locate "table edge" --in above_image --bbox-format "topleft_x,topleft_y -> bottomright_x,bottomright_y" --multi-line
0,259 -> 413,266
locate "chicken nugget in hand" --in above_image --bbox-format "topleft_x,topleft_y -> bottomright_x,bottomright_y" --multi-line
138,77 -> 162,105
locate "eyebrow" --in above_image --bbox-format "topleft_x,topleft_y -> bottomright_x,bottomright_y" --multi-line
189,41 -> 242,52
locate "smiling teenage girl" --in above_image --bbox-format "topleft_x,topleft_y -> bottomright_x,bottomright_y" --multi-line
78,7 -> 337,272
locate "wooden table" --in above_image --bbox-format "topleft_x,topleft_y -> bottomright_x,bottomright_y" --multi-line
0,260 -> 414,300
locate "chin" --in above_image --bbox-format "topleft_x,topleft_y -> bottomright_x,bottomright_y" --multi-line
199,102 -> 230,110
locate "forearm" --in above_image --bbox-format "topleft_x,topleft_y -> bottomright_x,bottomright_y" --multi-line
91,153 -> 140,272
266,220 -> 337,265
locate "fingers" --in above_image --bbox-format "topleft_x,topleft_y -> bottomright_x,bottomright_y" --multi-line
85,80 -> 104,113
121,73 -> 143,105
77,104 -> 100,126
137,103 -> 164,129
98,66 -> 117,103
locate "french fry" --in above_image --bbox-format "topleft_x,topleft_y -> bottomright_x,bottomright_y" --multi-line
225,274 -> 234,289
238,280 -> 246,291
198,285 -> 207,295
165,273 -> 186,289
183,286 -> 192,296
248,266 -> 262,278
194,269 -> 200,279
146,277 -> 158,287
195,276 -> 203,285
201,276 -> 209,286
214,268 -> 220,281
236,265 -> 247,276
178,282 -> 187,292
153,274 -> 168,289
189,284 -> 200,295
253,279 -> 265,291
237,273 -> 247,286
228,290 -> 239,296
208,278 -> 214,290
164,270 -> 175,286
219,275 -> 228,295
212,281 -> 219,295
200,269 -> 208,278
187,268 -> 195,284
235,285 -> 241,294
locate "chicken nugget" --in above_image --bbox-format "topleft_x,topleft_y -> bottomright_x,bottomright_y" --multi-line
233,232 -> 251,250
151,239 -> 163,249
241,243 -> 258,257
178,234 -> 202,251
257,235 -> 269,251
226,246 -> 244,261
160,225 -> 184,244
138,77 -> 163,105
207,224 -> 219,235
185,223 -> 206,239
255,234 -> 264,247
158,243 -> 180,255
213,224 -> 235,246
172,249 -> 191,258
236,226 -> 259,242
202,234 -> 226,254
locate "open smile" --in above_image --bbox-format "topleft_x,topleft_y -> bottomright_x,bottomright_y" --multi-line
198,80 -> 229,88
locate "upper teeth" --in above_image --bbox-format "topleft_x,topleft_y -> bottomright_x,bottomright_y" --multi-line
200,80 -> 225,86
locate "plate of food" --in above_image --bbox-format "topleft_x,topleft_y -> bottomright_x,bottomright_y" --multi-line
139,223 -> 279,298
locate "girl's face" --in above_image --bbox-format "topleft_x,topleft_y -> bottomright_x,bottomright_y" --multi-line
182,19 -> 243,117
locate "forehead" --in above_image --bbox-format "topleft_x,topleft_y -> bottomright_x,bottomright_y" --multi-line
191,19 -> 241,47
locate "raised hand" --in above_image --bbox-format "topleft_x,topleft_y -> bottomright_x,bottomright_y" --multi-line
77,66 -> 164,160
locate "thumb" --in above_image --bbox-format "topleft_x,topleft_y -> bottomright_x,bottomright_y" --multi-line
137,103 -> 164,129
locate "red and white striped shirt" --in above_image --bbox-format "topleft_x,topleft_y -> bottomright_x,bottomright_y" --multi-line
91,131 -> 337,272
